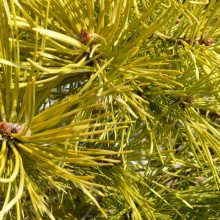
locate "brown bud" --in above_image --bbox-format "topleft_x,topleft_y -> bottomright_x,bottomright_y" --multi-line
80,29 -> 92,44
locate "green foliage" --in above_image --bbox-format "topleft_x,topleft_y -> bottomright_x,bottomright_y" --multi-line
0,0 -> 220,219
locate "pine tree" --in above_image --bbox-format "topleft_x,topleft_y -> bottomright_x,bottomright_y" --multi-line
0,0 -> 220,219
